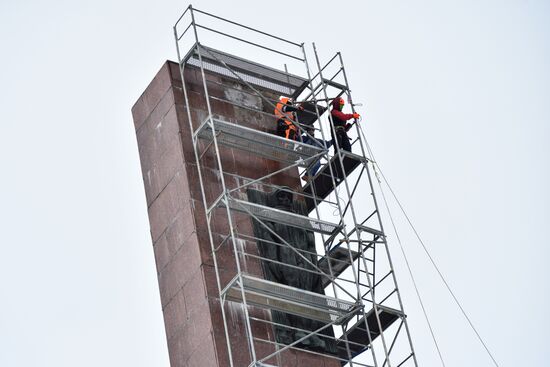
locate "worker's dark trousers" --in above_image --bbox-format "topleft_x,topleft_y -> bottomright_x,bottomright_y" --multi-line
332,129 -> 351,153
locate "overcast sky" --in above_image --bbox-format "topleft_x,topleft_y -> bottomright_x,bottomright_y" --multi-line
0,1 -> 548,366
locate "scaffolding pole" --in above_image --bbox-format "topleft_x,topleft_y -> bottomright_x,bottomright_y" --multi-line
173,6 -> 418,367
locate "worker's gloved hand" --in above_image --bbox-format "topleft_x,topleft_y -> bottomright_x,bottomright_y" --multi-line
352,112 -> 360,119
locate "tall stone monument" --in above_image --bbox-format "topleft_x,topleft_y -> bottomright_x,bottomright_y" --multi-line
132,61 -> 340,367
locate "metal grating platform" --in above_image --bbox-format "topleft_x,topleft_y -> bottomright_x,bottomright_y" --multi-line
225,197 -> 340,235
304,151 -> 365,211
225,275 -> 359,324
184,44 -> 309,98
336,305 -> 402,362
318,247 -> 360,287
196,118 -> 326,166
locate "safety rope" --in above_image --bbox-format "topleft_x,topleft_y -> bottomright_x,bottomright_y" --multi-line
372,162 -> 446,367
357,123 -> 501,367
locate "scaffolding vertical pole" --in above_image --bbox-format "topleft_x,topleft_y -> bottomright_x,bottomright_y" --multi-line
312,42 -> 397,367
174,13 -> 240,367
300,43 -> 358,366
308,44 -> 379,367
337,51 -> 419,367
190,5 -> 257,365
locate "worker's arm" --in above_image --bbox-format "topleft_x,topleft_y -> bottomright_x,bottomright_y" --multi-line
331,109 -> 355,121
281,104 -> 303,113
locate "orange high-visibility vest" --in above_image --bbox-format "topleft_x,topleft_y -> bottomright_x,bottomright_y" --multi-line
274,98 -> 297,134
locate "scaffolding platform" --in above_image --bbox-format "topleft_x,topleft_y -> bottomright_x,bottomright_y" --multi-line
295,101 -> 327,126
336,306 -> 402,362
318,247 -> 360,287
304,78 -> 348,102
184,44 -> 309,98
225,274 -> 359,324
357,224 -> 384,238
304,152 -> 364,211
322,78 -> 349,92
224,197 -> 341,235
196,118 -> 326,167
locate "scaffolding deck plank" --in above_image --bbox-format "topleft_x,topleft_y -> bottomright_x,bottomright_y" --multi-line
303,152 -> 364,211
225,275 -> 358,325
318,247 -> 360,287
336,306 -> 402,361
185,44 -> 309,98
196,118 -> 326,167
225,197 -> 340,235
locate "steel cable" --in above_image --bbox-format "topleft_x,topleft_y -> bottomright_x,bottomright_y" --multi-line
373,163 -> 446,367
356,124 -> 500,367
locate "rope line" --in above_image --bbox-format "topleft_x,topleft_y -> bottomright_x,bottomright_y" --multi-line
357,124 -> 500,367
373,163 -> 446,367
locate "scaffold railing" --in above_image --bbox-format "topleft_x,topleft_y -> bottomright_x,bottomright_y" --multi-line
174,5 -> 418,367
195,117 -> 327,166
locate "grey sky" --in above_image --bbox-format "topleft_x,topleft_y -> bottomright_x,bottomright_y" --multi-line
0,1 -> 548,366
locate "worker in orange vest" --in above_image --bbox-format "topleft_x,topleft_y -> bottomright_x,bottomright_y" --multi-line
274,97 -> 303,140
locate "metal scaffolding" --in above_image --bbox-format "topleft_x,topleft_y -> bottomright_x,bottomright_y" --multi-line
174,5 -> 418,367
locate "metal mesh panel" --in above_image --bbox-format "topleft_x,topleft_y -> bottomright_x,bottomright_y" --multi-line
187,57 -> 294,95
227,198 -> 340,235
226,275 -> 357,323
241,275 -> 355,312
196,118 -> 326,166
185,45 -> 308,97
198,45 -> 306,87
